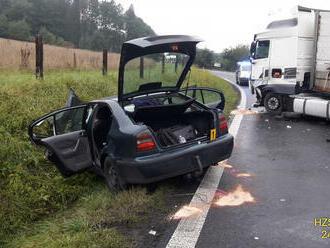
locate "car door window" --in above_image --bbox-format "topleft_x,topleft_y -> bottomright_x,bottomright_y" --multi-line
29,105 -> 92,177
32,115 -> 55,139
29,105 -> 87,144
55,107 -> 85,135
180,87 -> 225,110
201,90 -> 223,104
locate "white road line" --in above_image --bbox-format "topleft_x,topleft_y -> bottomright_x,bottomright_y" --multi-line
166,166 -> 224,248
166,73 -> 247,248
223,76 -> 247,137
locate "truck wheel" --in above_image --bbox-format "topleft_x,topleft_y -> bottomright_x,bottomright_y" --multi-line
103,157 -> 127,194
264,93 -> 283,114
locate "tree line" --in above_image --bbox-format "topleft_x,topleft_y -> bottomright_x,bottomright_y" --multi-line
0,0 -> 155,52
0,0 -> 249,70
195,45 -> 250,71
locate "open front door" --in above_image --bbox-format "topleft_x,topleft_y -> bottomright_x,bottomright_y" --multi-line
180,86 -> 225,110
29,105 -> 93,177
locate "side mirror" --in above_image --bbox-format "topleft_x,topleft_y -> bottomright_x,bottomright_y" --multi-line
250,41 -> 256,59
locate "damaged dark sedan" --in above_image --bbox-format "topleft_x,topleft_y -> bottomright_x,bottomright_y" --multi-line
29,35 -> 234,193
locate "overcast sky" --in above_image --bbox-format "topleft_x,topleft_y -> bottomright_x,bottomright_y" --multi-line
116,0 -> 330,53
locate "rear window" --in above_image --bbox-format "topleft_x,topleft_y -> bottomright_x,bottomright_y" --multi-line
123,52 -> 190,95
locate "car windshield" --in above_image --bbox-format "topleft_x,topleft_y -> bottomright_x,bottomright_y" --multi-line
241,64 -> 251,71
123,52 -> 190,95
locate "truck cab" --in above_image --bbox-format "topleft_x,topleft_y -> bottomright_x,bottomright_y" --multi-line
249,6 -> 316,113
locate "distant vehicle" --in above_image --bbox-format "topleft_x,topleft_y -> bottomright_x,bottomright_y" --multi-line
235,60 -> 251,86
214,62 -> 221,68
28,35 -> 234,193
250,6 -> 330,117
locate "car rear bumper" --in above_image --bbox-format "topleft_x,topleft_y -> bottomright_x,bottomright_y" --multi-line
116,134 -> 234,184
239,77 -> 249,84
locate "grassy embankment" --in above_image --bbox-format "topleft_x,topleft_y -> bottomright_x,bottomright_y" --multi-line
0,69 -> 238,247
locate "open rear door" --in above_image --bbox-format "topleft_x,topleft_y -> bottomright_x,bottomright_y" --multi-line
180,86 -> 225,110
29,105 -> 93,177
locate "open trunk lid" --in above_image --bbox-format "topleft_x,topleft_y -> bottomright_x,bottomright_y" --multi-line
118,35 -> 203,102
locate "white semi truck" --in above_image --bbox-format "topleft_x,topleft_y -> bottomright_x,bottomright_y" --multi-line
250,6 -> 330,118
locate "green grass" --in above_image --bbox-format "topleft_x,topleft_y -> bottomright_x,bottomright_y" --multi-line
124,62 -> 185,94
0,69 -> 238,247
187,68 -> 238,118
0,71 -> 118,240
3,182 -> 171,248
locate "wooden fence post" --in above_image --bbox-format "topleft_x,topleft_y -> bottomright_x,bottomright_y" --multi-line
175,55 -> 178,73
73,53 -> 77,69
103,49 -> 108,75
162,54 -> 165,74
35,35 -> 43,79
140,57 -> 144,79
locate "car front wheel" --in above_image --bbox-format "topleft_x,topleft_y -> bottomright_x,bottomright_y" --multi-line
103,157 -> 127,194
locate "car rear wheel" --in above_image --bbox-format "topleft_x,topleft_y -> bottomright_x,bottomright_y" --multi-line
264,93 -> 283,114
103,157 -> 127,194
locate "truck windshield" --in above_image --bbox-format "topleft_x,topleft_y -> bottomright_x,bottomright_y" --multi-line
254,40 -> 270,59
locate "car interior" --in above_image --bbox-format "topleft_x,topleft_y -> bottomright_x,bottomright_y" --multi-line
91,105 -> 113,160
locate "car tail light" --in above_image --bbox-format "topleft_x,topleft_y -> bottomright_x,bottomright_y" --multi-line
219,113 -> 228,135
136,130 -> 156,152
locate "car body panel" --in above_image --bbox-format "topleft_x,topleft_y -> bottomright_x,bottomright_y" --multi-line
117,134 -> 233,184
29,35 -> 234,185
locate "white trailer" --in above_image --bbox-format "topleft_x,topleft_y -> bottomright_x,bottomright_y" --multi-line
250,6 -> 330,118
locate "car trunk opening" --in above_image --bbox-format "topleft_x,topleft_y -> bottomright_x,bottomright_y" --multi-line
129,98 -> 215,148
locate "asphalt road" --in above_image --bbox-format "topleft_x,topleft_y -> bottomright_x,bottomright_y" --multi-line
193,71 -> 330,248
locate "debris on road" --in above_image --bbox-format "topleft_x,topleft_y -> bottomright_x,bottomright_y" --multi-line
231,109 -> 257,115
214,189 -> 228,198
148,230 -> 157,236
217,160 -> 233,168
236,173 -> 253,178
172,205 -> 203,220
213,184 -> 255,207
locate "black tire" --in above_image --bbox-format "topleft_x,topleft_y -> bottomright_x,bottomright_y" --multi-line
264,93 -> 283,114
103,157 -> 127,194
